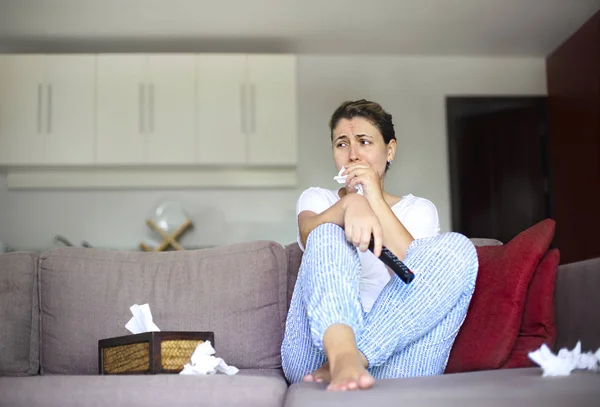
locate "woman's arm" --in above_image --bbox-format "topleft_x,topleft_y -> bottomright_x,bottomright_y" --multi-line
298,193 -> 382,253
368,198 -> 414,261
342,161 -> 437,261
368,197 -> 440,261
298,210 -> 343,251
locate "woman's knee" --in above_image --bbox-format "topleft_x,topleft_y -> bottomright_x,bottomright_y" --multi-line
306,223 -> 345,245
437,232 -> 478,282
410,232 -> 478,284
304,223 -> 355,257
437,232 -> 475,254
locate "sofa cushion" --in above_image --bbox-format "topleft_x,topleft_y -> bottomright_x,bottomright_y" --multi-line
554,256 -> 600,352
470,238 -> 504,247
445,219 -> 555,373
0,369 -> 288,407
40,241 -> 288,374
502,248 -> 560,369
283,368 -> 600,407
0,252 -> 40,376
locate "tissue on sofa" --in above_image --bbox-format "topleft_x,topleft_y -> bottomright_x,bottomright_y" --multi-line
180,341 -> 239,375
528,341 -> 600,376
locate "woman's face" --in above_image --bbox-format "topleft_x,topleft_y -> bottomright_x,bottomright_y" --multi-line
332,117 -> 395,177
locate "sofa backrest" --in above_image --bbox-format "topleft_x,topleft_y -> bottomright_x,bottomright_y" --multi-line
0,252 -> 40,376
2,236 -> 598,377
38,241 -> 288,375
554,256 -> 600,352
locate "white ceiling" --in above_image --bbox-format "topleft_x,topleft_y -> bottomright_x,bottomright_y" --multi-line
0,0 -> 598,56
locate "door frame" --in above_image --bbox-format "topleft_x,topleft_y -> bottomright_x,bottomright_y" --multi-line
445,96 -> 553,237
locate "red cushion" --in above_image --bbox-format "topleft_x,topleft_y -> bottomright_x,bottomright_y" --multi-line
501,248 -> 560,369
445,219 -> 556,373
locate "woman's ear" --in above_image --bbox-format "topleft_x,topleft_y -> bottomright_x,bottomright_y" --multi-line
387,139 -> 397,162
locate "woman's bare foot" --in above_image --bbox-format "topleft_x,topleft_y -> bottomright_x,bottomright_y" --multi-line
322,324 -> 375,391
327,352 -> 374,391
302,361 -> 331,383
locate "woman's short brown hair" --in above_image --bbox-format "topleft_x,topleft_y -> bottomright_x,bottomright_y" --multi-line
329,99 -> 396,171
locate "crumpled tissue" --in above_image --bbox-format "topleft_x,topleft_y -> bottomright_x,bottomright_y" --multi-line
334,166 -> 364,195
125,303 -> 161,334
528,341 -> 600,376
179,340 -> 239,375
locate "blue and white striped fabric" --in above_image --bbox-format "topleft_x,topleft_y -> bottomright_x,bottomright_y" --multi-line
281,223 -> 479,383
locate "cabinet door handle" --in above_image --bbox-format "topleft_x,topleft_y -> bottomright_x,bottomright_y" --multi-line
47,84 -> 52,134
139,84 -> 145,133
240,84 -> 247,134
37,84 -> 42,134
149,83 -> 154,133
249,84 -> 256,134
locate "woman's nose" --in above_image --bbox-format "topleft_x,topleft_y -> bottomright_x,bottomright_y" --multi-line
349,144 -> 359,161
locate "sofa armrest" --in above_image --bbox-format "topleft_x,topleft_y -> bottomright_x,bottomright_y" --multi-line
554,257 -> 600,352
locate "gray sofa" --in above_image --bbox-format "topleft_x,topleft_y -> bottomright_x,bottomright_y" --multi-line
0,239 -> 599,407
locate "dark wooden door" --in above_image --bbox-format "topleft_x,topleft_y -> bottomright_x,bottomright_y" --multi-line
449,101 -> 550,244
546,9 -> 600,264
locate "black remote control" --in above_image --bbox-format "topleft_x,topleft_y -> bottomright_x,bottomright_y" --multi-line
368,237 -> 415,284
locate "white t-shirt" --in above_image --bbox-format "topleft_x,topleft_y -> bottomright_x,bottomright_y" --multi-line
296,187 -> 440,312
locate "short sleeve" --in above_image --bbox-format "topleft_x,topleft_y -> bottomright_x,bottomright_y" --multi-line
295,187 -> 335,251
296,187 -> 334,217
399,198 -> 441,240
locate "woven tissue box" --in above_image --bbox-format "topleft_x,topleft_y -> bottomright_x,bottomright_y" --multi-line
98,331 -> 214,375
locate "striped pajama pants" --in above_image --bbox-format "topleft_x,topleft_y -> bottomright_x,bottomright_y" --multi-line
281,223 -> 479,383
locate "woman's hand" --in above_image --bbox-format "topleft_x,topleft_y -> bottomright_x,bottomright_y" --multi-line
343,161 -> 384,204
342,194 -> 383,257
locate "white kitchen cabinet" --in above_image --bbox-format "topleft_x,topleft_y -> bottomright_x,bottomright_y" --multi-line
96,55 -> 146,164
96,54 -> 196,164
196,54 -> 247,165
0,55 -> 45,165
43,56 -> 96,164
146,55 -> 196,164
0,55 -> 95,165
195,54 -> 297,166
247,55 -> 297,166
0,52 -> 297,192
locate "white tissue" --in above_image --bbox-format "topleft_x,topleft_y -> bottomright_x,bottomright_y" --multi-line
528,341 -> 600,376
179,341 -> 239,375
125,303 -> 161,334
333,166 -> 364,195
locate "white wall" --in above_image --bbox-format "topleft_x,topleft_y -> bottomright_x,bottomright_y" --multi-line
0,55 -> 547,251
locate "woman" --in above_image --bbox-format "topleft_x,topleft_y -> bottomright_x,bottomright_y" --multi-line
281,100 -> 478,391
